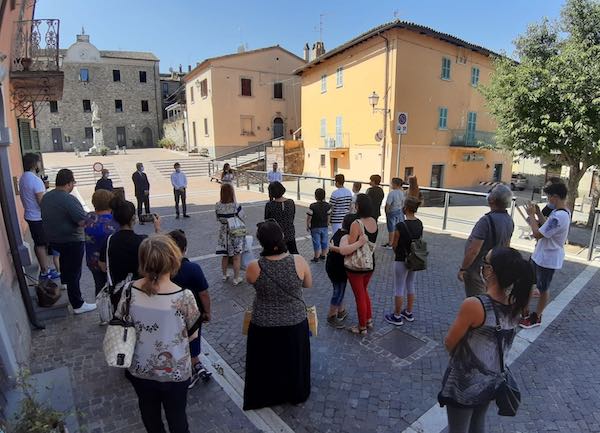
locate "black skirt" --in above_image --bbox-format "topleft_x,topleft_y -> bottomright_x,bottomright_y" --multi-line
243,319 -> 311,410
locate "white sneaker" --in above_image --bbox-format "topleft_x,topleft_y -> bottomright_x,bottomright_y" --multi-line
232,277 -> 243,286
73,302 -> 97,315
222,274 -> 229,281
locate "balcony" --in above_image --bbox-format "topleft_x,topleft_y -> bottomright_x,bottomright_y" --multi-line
320,133 -> 350,149
450,129 -> 496,148
10,19 -> 64,118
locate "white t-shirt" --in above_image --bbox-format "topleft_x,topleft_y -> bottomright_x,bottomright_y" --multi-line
19,171 -> 45,221
386,189 -> 405,213
532,209 -> 571,269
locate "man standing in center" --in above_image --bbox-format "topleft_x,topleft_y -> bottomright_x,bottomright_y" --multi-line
171,162 -> 189,219
329,174 -> 353,233
267,162 -> 283,184
366,174 -> 385,223
132,162 -> 150,223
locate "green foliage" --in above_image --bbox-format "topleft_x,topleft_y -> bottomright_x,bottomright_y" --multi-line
157,137 -> 175,149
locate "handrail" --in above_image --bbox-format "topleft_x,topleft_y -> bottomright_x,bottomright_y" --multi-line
209,137 -> 283,163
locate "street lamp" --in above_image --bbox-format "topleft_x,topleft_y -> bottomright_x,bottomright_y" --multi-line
368,91 -> 379,111
368,91 -> 390,179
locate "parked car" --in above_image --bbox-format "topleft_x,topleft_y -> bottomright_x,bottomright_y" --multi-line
511,174 -> 528,191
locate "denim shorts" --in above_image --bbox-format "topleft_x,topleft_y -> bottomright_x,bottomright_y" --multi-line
534,262 -> 555,293
311,227 -> 329,252
386,210 -> 405,233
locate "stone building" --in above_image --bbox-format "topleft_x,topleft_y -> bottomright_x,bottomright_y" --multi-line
35,32 -> 162,152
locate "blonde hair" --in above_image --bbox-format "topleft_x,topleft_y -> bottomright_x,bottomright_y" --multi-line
138,234 -> 182,295
91,189 -> 114,212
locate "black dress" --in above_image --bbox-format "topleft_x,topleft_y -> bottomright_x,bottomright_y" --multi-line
264,199 -> 298,254
243,256 -> 310,410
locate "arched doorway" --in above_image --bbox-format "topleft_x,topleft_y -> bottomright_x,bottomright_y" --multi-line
142,127 -> 153,147
272,117 -> 284,139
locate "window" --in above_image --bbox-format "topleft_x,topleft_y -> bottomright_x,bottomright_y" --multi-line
162,82 -> 169,97
82,99 -> 91,112
190,86 -> 195,103
320,118 -> 327,138
336,67 -> 343,87
113,69 -> 121,82
84,127 -> 93,139
321,74 -> 327,93
241,78 -> 252,96
115,99 -> 123,112
241,116 -> 254,135
139,71 -> 147,83
430,164 -> 444,188
404,167 -> 414,179
471,66 -> 480,86
441,57 -> 451,80
273,82 -> 283,99
49,101 -> 58,113
335,116 -> 343,146
320,154 -> 326,167
141,100 -> 149,112
204,118 -> 209,136
438,107 -> 448,129
493,164 -> 503,182
192,121 -> 197,145
79,68 -> 89,82
200,79 -> 208,98
467,111 -> 477,145
116,127 -> 126,147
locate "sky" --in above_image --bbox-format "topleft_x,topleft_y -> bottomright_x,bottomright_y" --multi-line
37,0 -> 565,73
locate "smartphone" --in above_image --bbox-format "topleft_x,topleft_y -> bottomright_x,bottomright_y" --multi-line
139,213 -> 155,223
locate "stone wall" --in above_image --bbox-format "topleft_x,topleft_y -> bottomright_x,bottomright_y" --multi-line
284,140 -> 304,174
36,61 -> 162,153
163,118 -> 187,149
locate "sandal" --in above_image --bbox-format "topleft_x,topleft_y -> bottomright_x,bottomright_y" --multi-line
366,319 -> 374,329
347,325 -> 367,335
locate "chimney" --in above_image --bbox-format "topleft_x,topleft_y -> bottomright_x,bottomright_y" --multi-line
315,41 -> 326,57
188,65 -> 191,72
179,64 -> 182,73
303,43 -> 310,62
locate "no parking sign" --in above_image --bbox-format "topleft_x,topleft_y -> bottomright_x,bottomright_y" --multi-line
395,112 -> 408,135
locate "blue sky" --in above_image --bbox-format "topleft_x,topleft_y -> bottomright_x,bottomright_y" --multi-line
37,0 -> 565,72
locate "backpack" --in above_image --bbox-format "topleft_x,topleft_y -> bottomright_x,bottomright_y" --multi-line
402,221 -> 428,271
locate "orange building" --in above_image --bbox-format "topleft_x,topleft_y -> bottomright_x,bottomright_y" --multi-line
296,20 -> 511,188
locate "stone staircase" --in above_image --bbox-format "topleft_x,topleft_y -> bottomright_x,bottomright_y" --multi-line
44,162 -> 123,187
150,158 -> 210,178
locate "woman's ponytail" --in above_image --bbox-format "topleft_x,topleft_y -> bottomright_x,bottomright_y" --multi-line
490,247 -> 535,316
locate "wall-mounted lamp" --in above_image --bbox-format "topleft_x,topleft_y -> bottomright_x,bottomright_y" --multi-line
368,91 -> 389,114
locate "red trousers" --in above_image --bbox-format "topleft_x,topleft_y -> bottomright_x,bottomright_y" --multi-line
347,271 -> 373,328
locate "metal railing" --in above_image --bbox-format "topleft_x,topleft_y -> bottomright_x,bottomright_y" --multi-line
322,133 -> 350,149
450,129 -> 496,147
11,19 -> 60,72
238,169 -> 600,262
208,137 -> 282,176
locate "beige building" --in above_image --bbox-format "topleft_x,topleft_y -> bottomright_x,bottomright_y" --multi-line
36,32 -> 162,152
184,46 -> 304,157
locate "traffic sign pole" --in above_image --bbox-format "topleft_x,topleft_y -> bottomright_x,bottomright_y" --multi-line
396,133 -> 402,177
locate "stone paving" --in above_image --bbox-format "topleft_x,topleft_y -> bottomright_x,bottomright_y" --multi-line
30,194 -> 599,433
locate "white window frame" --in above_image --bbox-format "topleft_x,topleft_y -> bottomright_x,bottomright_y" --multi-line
471,66 -> 480,86
320,118 -> 327,138
438,107 -> 448,130
336,67 -> 344,88
441,57 -> 451,80
321,74 -> 327,93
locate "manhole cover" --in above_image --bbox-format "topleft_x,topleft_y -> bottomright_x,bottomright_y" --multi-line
374,329 -> 427,359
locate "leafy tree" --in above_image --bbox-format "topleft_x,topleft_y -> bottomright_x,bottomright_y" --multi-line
483,0 -> 600,225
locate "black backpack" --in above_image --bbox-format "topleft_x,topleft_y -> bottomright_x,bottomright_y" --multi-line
402,222 -> 428,271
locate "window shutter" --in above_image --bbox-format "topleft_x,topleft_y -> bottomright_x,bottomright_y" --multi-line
18,119 -> 32,152
31,129 -> 40,151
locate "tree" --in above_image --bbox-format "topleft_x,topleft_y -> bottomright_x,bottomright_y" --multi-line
482,0 -> 600,226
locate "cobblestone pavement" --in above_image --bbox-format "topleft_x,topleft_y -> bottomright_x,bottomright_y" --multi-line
30,198 -> 598,433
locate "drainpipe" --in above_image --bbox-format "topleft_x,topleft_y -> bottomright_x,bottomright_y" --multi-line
378,32 -> 390,181
0,87 -> 44,330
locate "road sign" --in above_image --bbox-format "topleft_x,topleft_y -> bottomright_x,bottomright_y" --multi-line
395,112 -> 408,135
93,162 -> 103,172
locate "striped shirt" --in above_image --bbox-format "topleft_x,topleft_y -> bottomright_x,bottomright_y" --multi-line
329,187 -> 353,224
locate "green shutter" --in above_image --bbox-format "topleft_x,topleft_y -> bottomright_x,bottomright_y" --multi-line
18,119 -> 32,152
31,129 -> 40,151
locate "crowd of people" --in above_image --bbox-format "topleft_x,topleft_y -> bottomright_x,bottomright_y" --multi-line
20,152 -> 573,433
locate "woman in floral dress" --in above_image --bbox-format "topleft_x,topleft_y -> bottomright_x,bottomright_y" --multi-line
215,183 -> 245,285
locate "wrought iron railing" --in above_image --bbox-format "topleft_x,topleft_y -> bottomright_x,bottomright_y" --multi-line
450,129 -> 495,147
11,19 -> 60,72
322,133 -> 350,148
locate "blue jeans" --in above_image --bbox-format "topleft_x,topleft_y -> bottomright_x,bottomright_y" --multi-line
386,210 -> 405,233
330,280 -> 346,306
310,227 -> 329,253
50,241 -> 84,309
189,323 -> 202,358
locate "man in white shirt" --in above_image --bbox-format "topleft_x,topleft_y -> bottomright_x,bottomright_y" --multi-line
19,153 -> 58,280
329,174 -> 353,233
171,162 -> 189,219
267,162 -> 283,184
520,182 -> 570,329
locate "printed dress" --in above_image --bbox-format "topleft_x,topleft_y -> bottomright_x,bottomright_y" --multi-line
215,201 -> 245,256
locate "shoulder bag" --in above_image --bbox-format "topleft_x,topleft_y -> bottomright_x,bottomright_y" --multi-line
402,222 -> 428,271
103,282 -> 137,368
343,219 -> 376,272
227,204 -> 247,237
96,234 -> 114,323
489,296 -> 521,416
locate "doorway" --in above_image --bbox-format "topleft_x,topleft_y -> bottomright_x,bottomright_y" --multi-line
116,127 -> 127,148
493,163 -> 503,182
51,128 -> 63,151
142,127 -> 153,147
430,164 -> 444,188
331,157 -> 339,177
272,117 -> 284,139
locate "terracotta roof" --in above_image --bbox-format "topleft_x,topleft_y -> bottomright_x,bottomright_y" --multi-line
184,45 -> 304,82
295,20 -> 502,74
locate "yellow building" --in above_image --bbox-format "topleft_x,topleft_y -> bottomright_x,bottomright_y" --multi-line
184,46 -> 304,157
296,21 -> 511,188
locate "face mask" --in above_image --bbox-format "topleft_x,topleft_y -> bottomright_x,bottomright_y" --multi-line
103,173 -> 109,178
139,167 -> 144,172
175,168 -> 180,173
547,202 -> 556,210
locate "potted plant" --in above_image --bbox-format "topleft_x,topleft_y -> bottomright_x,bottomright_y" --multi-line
10,370 -> 68,433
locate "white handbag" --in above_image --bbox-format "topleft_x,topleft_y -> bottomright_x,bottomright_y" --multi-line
343,219 -> 375,272
103,282 -> 137,368
96,234 -> 114,324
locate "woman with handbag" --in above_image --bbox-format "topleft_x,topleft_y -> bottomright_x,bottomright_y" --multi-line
343,194 -> 378,335
116,234 -> 200,433
264,181 -> 298,254
243,220 -> 312,410
215,183 -> 245,285
438,247 -> 533,433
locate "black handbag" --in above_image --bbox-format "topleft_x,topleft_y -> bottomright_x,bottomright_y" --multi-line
489,297 -> 521,416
